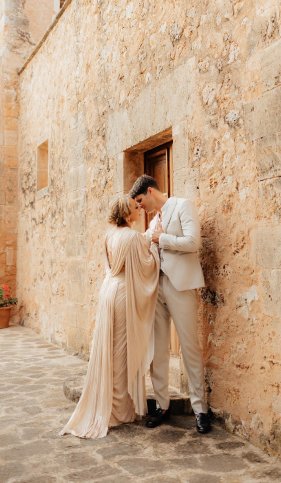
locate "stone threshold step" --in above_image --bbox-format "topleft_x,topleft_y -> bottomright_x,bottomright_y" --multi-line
63,373 -> 192,415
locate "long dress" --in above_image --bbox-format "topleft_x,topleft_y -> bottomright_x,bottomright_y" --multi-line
60,226 -> 159,439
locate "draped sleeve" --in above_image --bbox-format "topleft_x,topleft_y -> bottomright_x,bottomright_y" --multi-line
125,232 -> 160,415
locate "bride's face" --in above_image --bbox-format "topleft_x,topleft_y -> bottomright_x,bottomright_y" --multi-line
128,198 -> 142,223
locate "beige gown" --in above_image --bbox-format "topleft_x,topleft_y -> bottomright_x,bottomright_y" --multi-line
60,226 -> 159,439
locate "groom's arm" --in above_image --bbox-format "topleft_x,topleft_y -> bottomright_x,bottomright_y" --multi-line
145,214 -> 159,244
158,200 -> 200,253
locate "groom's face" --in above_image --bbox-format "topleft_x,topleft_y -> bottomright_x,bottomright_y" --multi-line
135,188 -> 156,213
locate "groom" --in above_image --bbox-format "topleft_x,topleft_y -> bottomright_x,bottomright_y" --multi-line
130,175 -> 211,434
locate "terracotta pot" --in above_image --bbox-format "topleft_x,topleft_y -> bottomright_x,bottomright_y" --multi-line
0,306 -> 12,329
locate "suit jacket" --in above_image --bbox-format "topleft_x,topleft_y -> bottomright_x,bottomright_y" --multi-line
146,197 -> 205,291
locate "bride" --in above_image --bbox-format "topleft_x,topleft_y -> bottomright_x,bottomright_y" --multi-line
60,195 -> 159,439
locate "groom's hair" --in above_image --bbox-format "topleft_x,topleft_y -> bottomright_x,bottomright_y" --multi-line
130,175 -> 159,198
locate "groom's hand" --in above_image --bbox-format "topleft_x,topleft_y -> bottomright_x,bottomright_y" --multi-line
152,225 -> 164,244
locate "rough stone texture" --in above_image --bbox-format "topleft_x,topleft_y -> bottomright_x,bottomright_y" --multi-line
1,325 -> 281,483
0,0 -> 55,292
1,0 -> 279,457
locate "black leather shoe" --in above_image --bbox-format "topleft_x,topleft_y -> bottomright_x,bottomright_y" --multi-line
146,407 -> 170,428
195,413 -> 211,434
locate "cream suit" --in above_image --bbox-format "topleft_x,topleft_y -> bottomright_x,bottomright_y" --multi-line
146,197 -> 208,414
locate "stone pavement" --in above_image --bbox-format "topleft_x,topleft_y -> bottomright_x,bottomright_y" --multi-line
1,326 -> 281,483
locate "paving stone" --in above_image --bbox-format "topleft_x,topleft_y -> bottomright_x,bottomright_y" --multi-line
96,442 -> 142,459
100,476 -> 134,483
21,406 -> 43,415
55,449 -> 100,468
216,441 -> 245,450
161,415 -> 195,431
66,465 -> 121,481
1,441 -> 52,462
199,454 -> 247,472
242,450 -> 266,464
0,463 -> 27,480
110,421 -> 147,441
149,428 -> 186,444
17,477 -> 57,483
0,326 -> 281,483
21,428 -> 44,441
143,478 -> 180,482
118,457 -> 171,477
188,476 -> 222,483
167,457 -> 201,470
0,433 -> 20,446
256,467 -> 281,480
177,440 -> 211,455
5,377 -> 32,384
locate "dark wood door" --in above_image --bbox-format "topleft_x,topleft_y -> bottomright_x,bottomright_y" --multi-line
144,142 -> 179,355
144,143 -> 172,226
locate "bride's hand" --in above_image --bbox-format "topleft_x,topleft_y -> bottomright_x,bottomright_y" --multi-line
152,225 -> 164,244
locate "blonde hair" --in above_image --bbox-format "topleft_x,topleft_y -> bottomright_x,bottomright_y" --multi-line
108,195 -> 131,226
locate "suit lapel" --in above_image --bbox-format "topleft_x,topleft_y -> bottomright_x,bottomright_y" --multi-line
162,197 -> 177,231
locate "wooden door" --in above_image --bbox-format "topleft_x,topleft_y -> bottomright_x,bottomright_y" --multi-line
144,144 -> 170,226
144,143 -> 180,356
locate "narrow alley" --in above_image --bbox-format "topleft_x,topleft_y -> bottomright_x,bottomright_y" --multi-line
1,326 -> 281,483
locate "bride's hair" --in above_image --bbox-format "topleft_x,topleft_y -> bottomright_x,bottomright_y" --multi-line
108,195 -> 131,226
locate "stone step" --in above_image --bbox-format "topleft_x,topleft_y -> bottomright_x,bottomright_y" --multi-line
63,372 -> 192,415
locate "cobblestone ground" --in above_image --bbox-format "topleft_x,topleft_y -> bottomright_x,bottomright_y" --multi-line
1,326 -> 281,483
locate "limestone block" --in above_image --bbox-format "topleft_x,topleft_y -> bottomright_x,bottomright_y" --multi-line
4,145 -> 17,168
173,166 -> 199,200
5,246 -> 14,266
106,57 -> 197,156
254,225 -> 281,269
255,132 -> 281,180
3,205 -> 17,230
260,38 -> 281,92
4,116 -> 17,131
66,198 -> 86,235
67,259 -> 87,284
172,121 -> 189,171
114,154 -> 125,194
67,165 -> 86,192
64,303 -> 78,329
244,86 -> 281,141
66,326 -> 89,353
66,278 -> 86,304
4,129 -> 17,146
258,178 -> 281,222
261,269 -> 281,317
65,234 -> 87,258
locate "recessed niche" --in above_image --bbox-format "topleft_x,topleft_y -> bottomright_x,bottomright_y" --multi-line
37,140 -> 49,191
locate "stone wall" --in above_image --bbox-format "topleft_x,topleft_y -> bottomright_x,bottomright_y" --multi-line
0,0 -> 55,295
17,0 -> 281,456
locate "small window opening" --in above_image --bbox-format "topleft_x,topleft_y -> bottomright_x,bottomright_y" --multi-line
37,140 -> 49,191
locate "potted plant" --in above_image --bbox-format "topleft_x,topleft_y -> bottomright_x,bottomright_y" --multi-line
0,284 -> 17,329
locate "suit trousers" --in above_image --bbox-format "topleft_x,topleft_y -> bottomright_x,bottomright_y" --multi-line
150,273 -> 208,414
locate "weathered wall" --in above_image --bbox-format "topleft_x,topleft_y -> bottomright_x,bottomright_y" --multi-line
0,0 -> 55,294
18,0 -> 281,456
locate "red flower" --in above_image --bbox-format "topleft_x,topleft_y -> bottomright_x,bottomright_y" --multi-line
2,284 -> 11,298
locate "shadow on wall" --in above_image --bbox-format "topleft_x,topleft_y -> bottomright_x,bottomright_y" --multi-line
198,219 -> 225,393
200,218 -> 225,308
